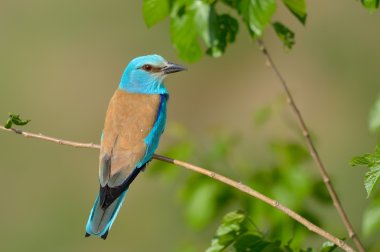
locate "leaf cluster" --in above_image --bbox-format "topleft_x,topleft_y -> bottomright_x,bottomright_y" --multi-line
4,113 -> 31,129
350,145 -> 380,198
143,0 -> 306,62
206,211 -> 291,252
350,147 -> 380,238
361,0 -> 380,11
350,94 -> 380,240
206,211 -> 337,252
150,108 -> 334,250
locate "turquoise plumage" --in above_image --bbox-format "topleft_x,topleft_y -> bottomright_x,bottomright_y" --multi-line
85,55 -> 185,239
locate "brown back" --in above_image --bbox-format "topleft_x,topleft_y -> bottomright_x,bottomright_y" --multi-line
99,89 -> 160,187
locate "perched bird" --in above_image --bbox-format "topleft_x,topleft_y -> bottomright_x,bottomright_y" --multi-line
85,54 -> 186,239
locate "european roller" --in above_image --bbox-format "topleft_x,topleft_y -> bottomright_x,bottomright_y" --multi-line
85,54 -> 186,239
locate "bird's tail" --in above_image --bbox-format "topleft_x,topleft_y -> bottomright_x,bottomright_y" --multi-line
85,189 -> 127,239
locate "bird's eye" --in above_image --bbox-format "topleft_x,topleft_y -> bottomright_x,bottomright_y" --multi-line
142,64 -> 153,71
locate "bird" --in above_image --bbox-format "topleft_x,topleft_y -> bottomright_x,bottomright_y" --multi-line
84,54 -> 186,239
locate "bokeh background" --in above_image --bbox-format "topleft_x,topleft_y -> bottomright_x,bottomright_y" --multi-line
1,0 -> 380,251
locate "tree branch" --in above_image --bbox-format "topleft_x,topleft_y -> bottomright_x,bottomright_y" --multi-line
0,125 -> 355,251
256,38 -> 365,252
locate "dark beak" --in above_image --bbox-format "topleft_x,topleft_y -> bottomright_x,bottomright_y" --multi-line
163,62 -> 187,74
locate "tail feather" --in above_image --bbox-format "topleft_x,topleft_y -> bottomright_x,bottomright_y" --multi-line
85,190 -> 127,239
85,165 -> 145,239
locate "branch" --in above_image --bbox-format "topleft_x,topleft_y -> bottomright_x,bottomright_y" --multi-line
256,39 -> 365,252
0,125 -> 355,251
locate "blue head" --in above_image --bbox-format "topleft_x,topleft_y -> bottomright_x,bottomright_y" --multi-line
119,54 -> 186,94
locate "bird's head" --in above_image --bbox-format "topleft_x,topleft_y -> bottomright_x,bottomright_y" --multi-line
119,54 -> 186,94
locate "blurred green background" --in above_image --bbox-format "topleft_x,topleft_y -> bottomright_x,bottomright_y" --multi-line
1,0 -> 380,251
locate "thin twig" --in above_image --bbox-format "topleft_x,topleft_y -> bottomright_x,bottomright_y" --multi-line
0,125 -> 355,251
0,126 -> 100,149
256,39 -> 365,252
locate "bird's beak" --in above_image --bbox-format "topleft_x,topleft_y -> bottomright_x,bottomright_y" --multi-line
162,62 -> 187,74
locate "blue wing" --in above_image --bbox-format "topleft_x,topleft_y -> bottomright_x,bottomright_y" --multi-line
136,93 -> 167,168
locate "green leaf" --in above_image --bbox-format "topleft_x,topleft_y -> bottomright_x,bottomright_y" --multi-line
361,0 -> 380,11
320,241 -> 337,252
350,146 -> 380,168
143,0 -> 170,27
172,2 -> 238,59
206,211 -> 247,252
220,0 -> 238,9
350,154 -> 371,166
205,11 -> 239,57
282,0 -> 307,24
170,2 -> 203,62
363,196 -> 380,237
192,0 -> 211,40
233,233 -> 287,251
239,0 -> 277,37
4,118 -> 13,129
365,166 -> 380,197
369,94 -> 380,133
351,146 -> 380,197
233,233 -> 269,251
4,113 -> 31,129
272,22 -> 295,50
